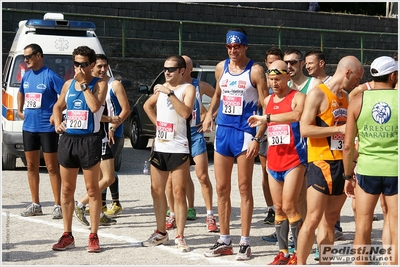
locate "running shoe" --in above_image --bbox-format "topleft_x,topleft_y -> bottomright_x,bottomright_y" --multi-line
21,203 -> 43,217
268,251 -> 290,265
74,203 -> 90,226
262,232 -> 277,242
52,205 -> 63,219
287,252 -> 297,265
206,216 -> 219,232
85,205 -> 107,214
187,208 -> 196,220
166,215 -> 176,230
288,233 -> 294,247
87,233 -> 101,253
314,246 -> 320,261
143,230 -> 169,247
166,209 -> 170,217
263,208 -> 275,225
334,229 -> 344,241
204,239 -> 233,257
52,232 -> 75,251
175,236 -> 190,252
236,243 -> 251,261
104,202 -> 123,217
99,213 -> 117,226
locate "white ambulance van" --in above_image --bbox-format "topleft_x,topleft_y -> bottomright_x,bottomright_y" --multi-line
2,13 -> 110,169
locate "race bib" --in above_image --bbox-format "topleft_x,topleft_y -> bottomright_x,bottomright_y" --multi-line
190,109 -> 197,127
67,110 -> 89,129
25,93 -> 42,108
156,121 -> 174,141
222,94 -> 243,115
267,124 -> 291,146
331,134 -> 344,150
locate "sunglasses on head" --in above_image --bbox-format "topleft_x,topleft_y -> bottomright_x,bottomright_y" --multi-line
267,69 -> 289,75
225,44 -> 243,50
284,59 -> 303,65
73,61 -> 91,68
23,53 -> 37,60
163,67 -> 180,73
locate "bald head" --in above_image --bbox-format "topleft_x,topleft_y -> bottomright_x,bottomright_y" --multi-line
334,55 -> 364,91
336,55 -> 363,74
182,55 -> 193,81
269,60 -> 288,71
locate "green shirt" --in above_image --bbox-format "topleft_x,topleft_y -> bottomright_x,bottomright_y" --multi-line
357,90 -> 398,176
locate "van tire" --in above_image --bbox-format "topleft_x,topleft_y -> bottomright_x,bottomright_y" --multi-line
130,115 -> 148,149
2,154 -> 16,170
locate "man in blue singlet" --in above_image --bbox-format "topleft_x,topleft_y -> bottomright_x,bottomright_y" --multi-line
202,27 -> 268,261
52,46 -> 108,253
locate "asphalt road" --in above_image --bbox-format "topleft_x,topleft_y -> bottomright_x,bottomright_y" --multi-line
2,138 -> 385,265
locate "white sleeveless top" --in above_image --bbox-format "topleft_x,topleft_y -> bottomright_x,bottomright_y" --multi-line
154,83 -> 191,154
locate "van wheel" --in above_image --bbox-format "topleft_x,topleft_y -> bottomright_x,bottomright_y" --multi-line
2,154 -> 16,170
130,115 -> 148,149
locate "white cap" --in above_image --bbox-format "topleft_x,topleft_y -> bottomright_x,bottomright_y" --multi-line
370,56 -> 398,77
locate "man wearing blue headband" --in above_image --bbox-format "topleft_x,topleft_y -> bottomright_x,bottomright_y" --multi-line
203,27 -> 268,261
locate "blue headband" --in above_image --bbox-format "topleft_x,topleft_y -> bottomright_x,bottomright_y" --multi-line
226,31 -> 248,46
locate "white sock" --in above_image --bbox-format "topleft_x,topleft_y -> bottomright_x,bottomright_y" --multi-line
206,210 -> 213,216
240,236 -> 250,245
170,212 -> 175,217
77,201 -> 84,208
267,206 -> 275,211
220,235 -> 230,245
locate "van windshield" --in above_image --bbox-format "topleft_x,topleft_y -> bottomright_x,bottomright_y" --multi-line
11,55 -> 75,87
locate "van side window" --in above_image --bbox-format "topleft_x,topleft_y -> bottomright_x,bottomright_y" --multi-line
12,55 -> 30,86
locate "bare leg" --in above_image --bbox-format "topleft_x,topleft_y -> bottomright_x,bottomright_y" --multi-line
236,152 -> 255,237
83,162 -> 102,234
24,150 -> 41,204
79,158 -> 116,206
193,151 -> 213,211
43,152 -> 61,205
214,151 -> 234,236
60,166 -> 79,232
260,155 -> 273,207
171,160 -> 190,237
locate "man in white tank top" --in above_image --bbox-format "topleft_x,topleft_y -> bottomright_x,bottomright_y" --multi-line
143,55 -> 196,253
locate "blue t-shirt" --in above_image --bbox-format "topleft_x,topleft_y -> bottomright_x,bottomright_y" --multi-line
19,66 -> 64,132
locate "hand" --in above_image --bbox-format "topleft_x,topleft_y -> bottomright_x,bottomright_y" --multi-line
246,140 -> 260,159
17,111 -> 25,120
154,84 -> 168,95
247,115 -> 264,128
202,115 -> 213,133
110,116 -> 122,125
344,178 -> 356,198
108,129 -> 115,145
55,121 -> 66,134
74,66 -> 86,84
338,124 -> 346,135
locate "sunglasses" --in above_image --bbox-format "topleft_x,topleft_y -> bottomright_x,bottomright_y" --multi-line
23,53 -> 37,60
225,44 -> 243,50
73,61 -> 91,68
163,67 -> 180,73
267,69 -> 289,75
284,59 -> 303,65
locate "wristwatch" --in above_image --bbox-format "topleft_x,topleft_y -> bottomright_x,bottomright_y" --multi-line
167,90 -> 175,97
252,137 -> 262,143
80,83 -> 89,92
109,126 -> 116,132
343,173 -> 353,180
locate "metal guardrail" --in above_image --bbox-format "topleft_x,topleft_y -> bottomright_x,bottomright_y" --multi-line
3,8 -> 398,63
